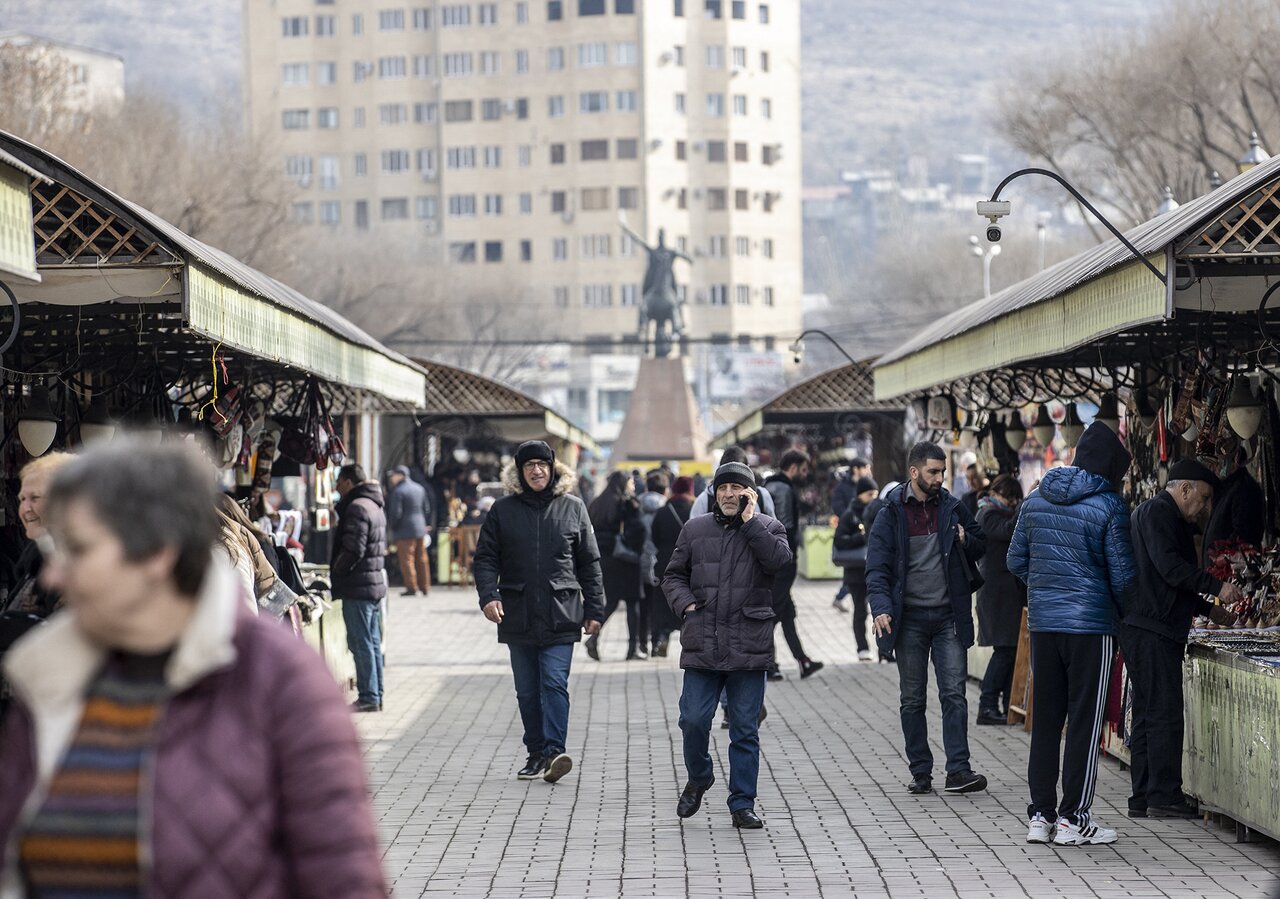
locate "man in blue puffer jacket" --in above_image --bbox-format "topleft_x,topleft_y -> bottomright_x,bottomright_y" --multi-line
1008,422 -> 1136,848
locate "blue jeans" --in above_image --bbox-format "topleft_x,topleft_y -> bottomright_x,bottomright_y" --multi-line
895,605 -> 970,778
679,668 -> 767,812
343,599 -> 383,706
508,643 -> 573,756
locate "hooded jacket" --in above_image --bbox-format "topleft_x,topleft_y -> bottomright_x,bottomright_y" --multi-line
472,460 -> 606,646
1007,423 -> 1137,635
0,557 -> 387,898
330,481 -> 388,603
386,475 -> 432,542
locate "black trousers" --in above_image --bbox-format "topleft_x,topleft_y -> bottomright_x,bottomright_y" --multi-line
1027,631 -> 1114,826
1120,624 -> 1187,809
770,560 -> 808,663
979,646 -> 1017,715
849,580 -> 870,652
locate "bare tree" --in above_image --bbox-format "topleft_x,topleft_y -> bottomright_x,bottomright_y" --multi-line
0,42 -> 87,148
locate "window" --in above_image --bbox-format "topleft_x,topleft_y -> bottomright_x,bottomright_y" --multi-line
291,202 -> 314,225
580,234 -> 610,257
317,107 -> 339,128
520,240 -> 532,261
578,0 -> 605,13
354,153 -> 368,176
552,238 -> 568,259
763,286 -> 774,306
581,188 -> 609,211
616,138 -> 638,159
706,93 -> 724,116
554,286 -> 569,307
620,233 -> 637,256
519,193 -> 532,214
579,43 -> 607,67
442,4 -> 471,26
444,53 -> 473,76
355,200 -> 369,230
707,140 -> 726,162
478,98 -> 499,120
621,283 -> 640,306
547,96 -> 566,118
448,194 -> 477,216
353,60 -> 373,82
282,109 -> 310,129
760,51 -> 770,72
732,0 -> 746,18
674,45 -> 685,66
319,155 -> 340,190
450,241 -> 477,262
483,145 -> 502,167
676,141 -> 686,160
736,285 -> 750,305
381,149 -> 411,173
582,285 -> 613,308
735,188 -> 749,210
517,2 -> 529,22
762,144 -> 779,165
677,188 -> 687,209
618,187 -> 638,209
519,144 -> 532,166
416,148 -> 438,175
706,45 -> 723,68
282,16 -> 308,36
762,238 -> 774,258
709,284 -> 728,306
547,47 -> 565,70
735,236 -> 750,256
516,49 -> 529,73
445,100 -> 474,121
706,188 -> 727,210
762,192 -> 776,212
548,0 -> 563,20
733,47 -> 748,69
581,140 -> 609,161
282,63 -> 309,86
761,98 -> 772,119
413,8 -> 433,29
735,141 -> 749,161
354,106 -> 367,127
580,91 -> 608,113
551,191 -> 567,213
317,62 -> 337,84
447,147 -> 477,169
479,3 -> 498,24
733,94 -> 747,116
674,93 -> 686,114
708,235 -> 726,257
674,0 -> 684,15
616,90 -> 637,112
416,196 -> 438,219
379,103 -> 407,125
413,55 -> 433,77
480,51 -> 500,74
484,194 -> 503,216
758,3 -> 769,23
382,198 -> 410,220
379,56 -> 406,78
705,0 -> 722,18
550,143 -> 566,164
379,9 -> 405,30
414,101 -> 437,123
285,155 -> 313,187
351,13 -> 363,34
320,201 -> 341,225
615,42 -> 638,65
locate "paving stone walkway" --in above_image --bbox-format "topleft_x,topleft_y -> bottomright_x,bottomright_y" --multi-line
352,581 -> 1280,899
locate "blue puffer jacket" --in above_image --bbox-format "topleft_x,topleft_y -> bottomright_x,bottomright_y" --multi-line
1007,466 -> 1136,635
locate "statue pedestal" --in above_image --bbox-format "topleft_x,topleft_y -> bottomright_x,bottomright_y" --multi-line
610,357 -> 709,463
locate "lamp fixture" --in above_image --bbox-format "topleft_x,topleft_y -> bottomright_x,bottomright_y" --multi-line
1004,411 -> 1027,451
18,385 -> 60,457
1093,395 -> 1121,433
1225,376 -> 1264,439
79,396 -> 116,447
1060,403 -> 1085,446
1031,404 -> 1056,447
453,446 -> 471,464
1237,131 -> 1270,174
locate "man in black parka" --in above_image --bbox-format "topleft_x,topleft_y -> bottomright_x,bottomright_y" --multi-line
472,440 -> 605,784
333,463 -> 389,713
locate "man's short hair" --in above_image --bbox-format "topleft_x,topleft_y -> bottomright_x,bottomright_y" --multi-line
646,472 -> 670,493
720,445 -> 748,465
338,463 -> 367,484
779,449 -> 809,471
907,442 -> 946,471
966,462 -> 978,473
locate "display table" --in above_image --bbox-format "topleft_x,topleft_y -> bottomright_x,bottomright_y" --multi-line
798,526 -> 842,580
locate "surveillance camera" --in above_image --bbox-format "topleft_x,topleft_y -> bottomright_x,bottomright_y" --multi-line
985,224 -> 1002,243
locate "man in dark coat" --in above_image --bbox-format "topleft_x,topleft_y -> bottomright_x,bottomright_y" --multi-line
763,449 -> 823,680
974,474 -> 1025,725
1009,422 -> 1136,846
472,440 -> 605,784
386,465 -> 432,596
867,441 -> 987,797
1123,460 -> 1242,819
333,463 -> 388,713
663,461 -> 792,829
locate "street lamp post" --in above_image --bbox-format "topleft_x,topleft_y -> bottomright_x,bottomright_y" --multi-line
968,235 -> 1001,297
787,328 -> 856,366
1036,211 -> 1051,271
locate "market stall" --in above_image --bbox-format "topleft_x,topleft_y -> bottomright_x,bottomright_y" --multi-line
873,153 -> 1280,839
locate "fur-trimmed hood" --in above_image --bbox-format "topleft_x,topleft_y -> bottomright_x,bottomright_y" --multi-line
501,460 -> 578,497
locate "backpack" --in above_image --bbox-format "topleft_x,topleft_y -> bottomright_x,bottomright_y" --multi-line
639,506 -> 661,587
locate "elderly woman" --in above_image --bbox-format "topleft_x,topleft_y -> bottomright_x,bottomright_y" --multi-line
0,441 -> 386,897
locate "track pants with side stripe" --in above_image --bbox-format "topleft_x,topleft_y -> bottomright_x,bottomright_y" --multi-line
1026,632 -> 1115,827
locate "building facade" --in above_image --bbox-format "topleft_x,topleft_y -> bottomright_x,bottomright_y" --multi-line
244,0 -> 801,351
0,31 -> 125,114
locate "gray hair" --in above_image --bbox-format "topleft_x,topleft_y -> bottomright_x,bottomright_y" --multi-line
46,438 -> 221,597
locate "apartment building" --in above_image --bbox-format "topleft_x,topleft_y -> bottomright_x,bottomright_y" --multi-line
0,31 -> 125,114
245,0 -> 802,441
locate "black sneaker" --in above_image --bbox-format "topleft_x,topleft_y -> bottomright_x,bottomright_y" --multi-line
1148,800 -> 1199,819
677,776 -> 714,818
799,659 -> 825,679
976,711 -> 1010,726
1127,806 -> 1148,818
517,753 -> 546,780
907,775 -> 933,794
944,771 -> 988,793
766,664 -> 785,682
543,752 -> 573,783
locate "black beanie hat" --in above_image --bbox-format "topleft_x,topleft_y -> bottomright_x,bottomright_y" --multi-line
1072,422 -> 1132,492
713,461 -> 755,491
1168,458 -> 1220,488
515,440 -> 555,467
855,475 -> 879,495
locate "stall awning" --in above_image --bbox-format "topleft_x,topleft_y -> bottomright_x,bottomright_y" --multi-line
874,152 -> 1280,399
0,148 -> 43,283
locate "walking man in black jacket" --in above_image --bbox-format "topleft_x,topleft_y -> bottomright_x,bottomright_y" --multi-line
333,463 -> 388,713
472,440 -> 605,784
1123,459 -> 1242,819
763,450 -> 823,680
663,462 -> 792,829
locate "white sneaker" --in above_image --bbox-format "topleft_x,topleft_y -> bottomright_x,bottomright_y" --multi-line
1053,818 -> 1117,846
832,596 -> 851,613
1026,813 -> 1056,843
857,649 -> 873,661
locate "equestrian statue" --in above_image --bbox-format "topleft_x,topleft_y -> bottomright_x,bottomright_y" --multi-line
620,223 -> 692,358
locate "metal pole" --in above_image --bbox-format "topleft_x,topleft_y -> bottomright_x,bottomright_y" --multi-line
1037,222 -> 1047,271
982,253 -> 992,298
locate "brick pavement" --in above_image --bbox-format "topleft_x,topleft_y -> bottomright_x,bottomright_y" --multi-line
353,581 -> 1280,899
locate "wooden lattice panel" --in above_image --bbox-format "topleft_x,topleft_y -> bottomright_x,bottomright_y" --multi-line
29,179 -> 175,266
1180,180 -> 1280,258
421,362 -> 543,416
770,362 -> 898,413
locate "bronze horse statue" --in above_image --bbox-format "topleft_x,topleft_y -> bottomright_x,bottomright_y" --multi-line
621,224 -> 692,358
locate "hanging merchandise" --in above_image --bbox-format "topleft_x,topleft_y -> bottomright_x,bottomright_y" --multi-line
925,394 -> 956,432
1169,357 -> 1205,436
1204,541 -> 1280,629
277,380 -> 346,470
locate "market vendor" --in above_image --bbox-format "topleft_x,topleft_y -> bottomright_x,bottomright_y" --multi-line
1122,459 -> 1243,820
1200,448 -> 1265,565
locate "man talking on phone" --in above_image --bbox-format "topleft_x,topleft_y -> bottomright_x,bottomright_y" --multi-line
662,461 -> 792,829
